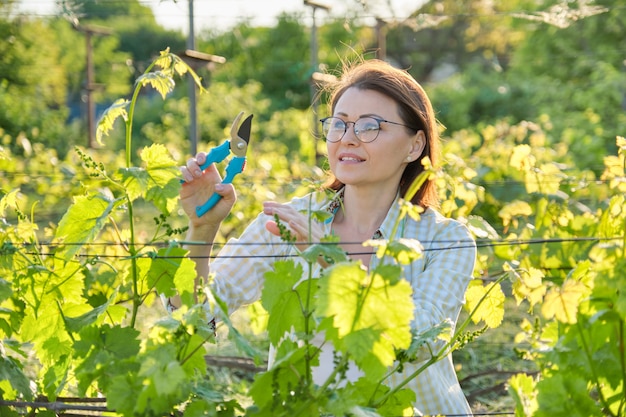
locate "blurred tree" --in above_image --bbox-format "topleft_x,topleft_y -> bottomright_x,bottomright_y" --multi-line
507,0 -> 625,170
201,13 -> 310,111
0,15 -> 74,155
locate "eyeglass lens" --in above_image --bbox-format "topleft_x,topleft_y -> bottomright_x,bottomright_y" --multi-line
321,117 -> 381,143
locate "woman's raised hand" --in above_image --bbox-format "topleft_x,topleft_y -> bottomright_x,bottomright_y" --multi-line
180,152 -> 236,229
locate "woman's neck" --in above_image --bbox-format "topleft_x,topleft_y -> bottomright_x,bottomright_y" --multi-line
334,185 -> 398,235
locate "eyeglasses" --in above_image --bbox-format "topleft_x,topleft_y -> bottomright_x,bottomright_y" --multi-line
320,116 -> 418,143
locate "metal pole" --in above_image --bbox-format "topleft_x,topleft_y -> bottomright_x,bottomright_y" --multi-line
376,18 -> 387,61
85,30 -> 96,148
188,0 -> 198,155
311,6 -> 319,144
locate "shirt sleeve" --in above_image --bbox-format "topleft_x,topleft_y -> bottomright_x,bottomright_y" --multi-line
207,212 -> 290,315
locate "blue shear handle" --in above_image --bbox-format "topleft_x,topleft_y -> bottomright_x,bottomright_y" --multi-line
199,140 -> 231,171
195,156 -> 247,217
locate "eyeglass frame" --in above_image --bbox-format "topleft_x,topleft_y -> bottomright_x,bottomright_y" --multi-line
319,116 -> 420,143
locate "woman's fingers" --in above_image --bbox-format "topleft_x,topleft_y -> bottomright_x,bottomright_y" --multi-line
263,202 -> 324,243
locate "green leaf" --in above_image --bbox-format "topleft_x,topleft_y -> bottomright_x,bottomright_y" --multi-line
138,344 -> 186,397
0,355 -> 33,400
512,267 -> 547,309
106,374 -> 142,417
498,200 -> 533,229
117,144 -> 180,214
316,262 -> 413,380
137,71 -> 175,100
147,247 -> 195,304
0,188 -> 20,218
96,99 -> 129,145
75,324 -> 140,360
300,242 -> 347,265
507,373 -> 538,417
261,260 -> 303,312
63,290 -> 118,333
510,144 -> 534,171
54,193 -> 118,259
541,279 -> 590,324
364,238 -> 423,266
262,260 -> 306,344
464,280 -> 505,328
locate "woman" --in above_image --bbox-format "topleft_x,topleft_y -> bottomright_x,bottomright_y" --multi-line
178,59 -> 476,415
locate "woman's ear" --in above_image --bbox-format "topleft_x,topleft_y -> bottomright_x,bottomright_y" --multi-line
407,130 -> 426,162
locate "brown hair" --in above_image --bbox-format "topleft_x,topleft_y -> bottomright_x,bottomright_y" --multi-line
322,59 -> 440,209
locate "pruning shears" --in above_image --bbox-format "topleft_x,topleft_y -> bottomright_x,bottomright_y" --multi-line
192,111 -> 253,217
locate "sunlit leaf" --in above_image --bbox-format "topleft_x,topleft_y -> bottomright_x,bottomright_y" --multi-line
117,144 -> 180,213
64,290 -> 119,333
464,280 -> 505,328
512,267 -> 547,309
0,188 -> 20,218
147,247 -> 195,306
498,200 -> 533,229
96,99 -> 129,145
136,71 -> 175,100
54,193 -> 120,259
508,373 -> 538,417
541,279 -> 590,324
510,144 -> 534,171
316,262 -> 413,380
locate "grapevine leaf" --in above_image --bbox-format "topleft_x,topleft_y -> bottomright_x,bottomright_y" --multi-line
147,247 -> 195,305
510,144 -> 534,171
300,242 -> 347,265
63,290 -> 118,333
399,198 -> 424,222
512,267 -> 547,309
117,144 -> 180,214
310,209 -> 333,223
261,260 -> 302,312
316,262 -> 413,380
535,372 -> 600,417
464,280 -> 505,328
106,374 -> 142,417
138,344 -> 186,397
54,193 -> 119,259
73,325 -> 140,396
507,373 -> 538,417
136,71 -> 175,99
366,238 -> 423,265
261,260 -> 305,344
541,278 -> 590,324
249,342 -> 308,409
526,163 -> 563,194
0,188 -> 20,218
0,355 -> 32,400
498,200 -> 533,229
75,324 -> 140,360
96,98 -> 129,145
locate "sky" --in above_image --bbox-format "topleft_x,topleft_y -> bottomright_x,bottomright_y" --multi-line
15,0 -> 425,34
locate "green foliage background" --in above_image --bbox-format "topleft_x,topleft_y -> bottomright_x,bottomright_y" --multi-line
0,0 -> 625,415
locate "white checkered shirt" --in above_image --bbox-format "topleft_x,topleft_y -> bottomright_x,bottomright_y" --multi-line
208,189 -> 476,416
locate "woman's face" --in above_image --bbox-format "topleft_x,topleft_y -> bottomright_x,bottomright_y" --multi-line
327,87 -> 424,191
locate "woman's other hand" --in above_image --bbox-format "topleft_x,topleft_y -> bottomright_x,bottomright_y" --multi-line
263,201 -> 325,253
